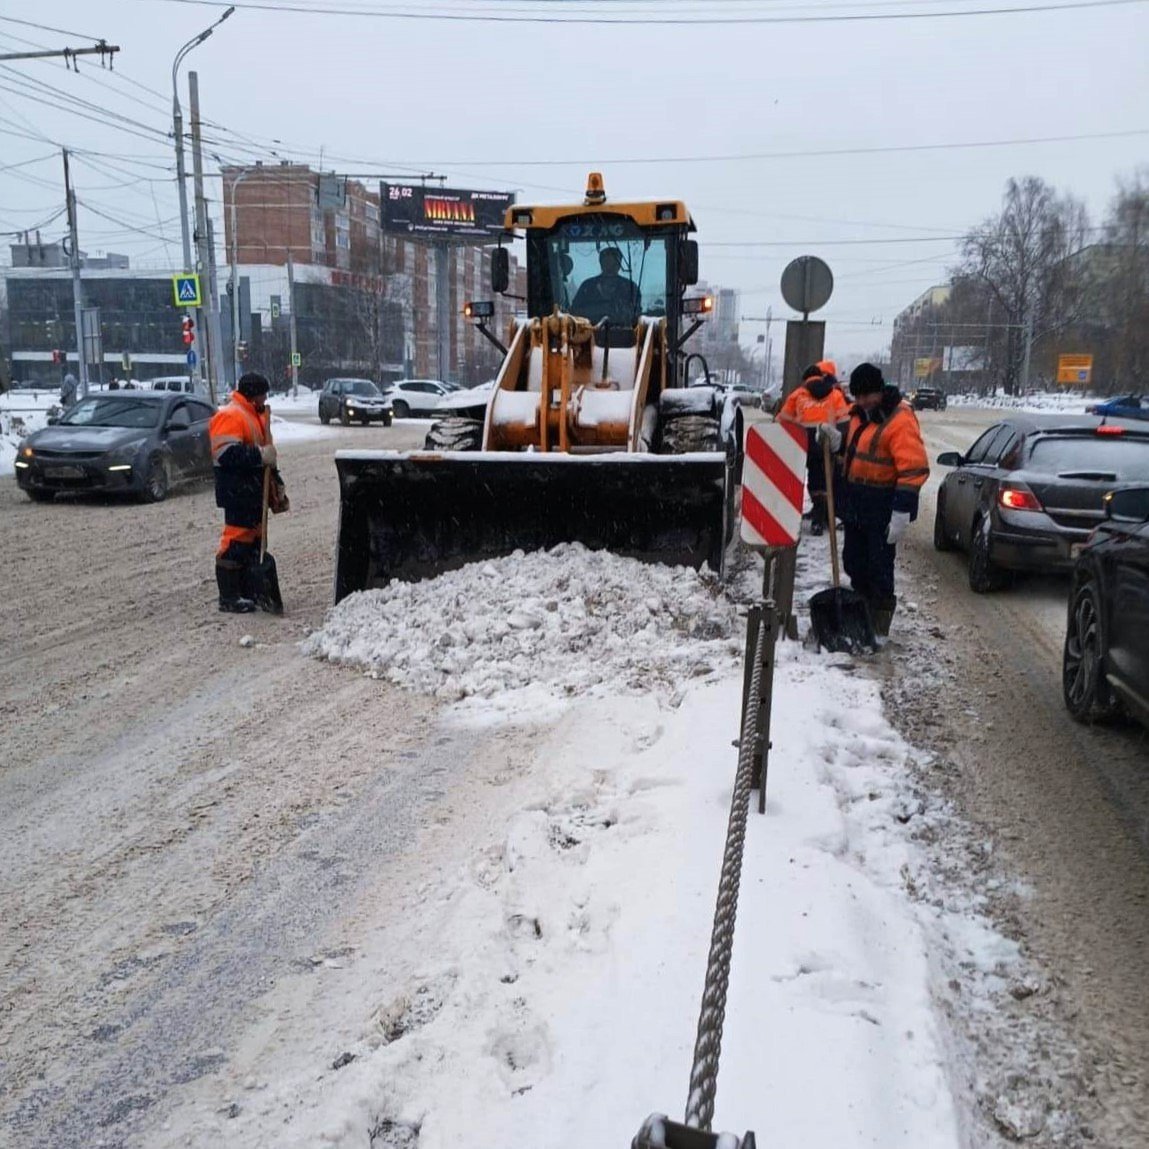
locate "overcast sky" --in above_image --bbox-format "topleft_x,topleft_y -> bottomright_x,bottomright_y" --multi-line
1,0 -> 1146,361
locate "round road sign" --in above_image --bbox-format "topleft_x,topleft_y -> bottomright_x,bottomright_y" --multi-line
780,255 -> 834,315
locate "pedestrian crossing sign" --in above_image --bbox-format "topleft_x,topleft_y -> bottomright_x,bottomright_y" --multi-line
172,274 -> 202,308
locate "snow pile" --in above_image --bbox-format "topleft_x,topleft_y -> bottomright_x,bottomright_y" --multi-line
950,390 -> 1092,414
303,545 -> 742,708
0,398 -> 52,477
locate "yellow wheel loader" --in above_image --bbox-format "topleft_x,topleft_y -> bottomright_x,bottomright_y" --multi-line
333,173 -> 742,600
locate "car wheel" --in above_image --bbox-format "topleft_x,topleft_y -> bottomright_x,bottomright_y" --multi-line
319,409 -> 330,425
26,488 -> 55,503
968,515 -> 1007,593
339,406 -> 351,426
1063,579 -> 1121,723
140,454 -> 170,503
383,413 -> 393,427
392,399 -> 410,419
933,490 -> 954,552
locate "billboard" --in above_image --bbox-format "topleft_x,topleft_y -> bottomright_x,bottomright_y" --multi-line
1057,353 -> 1093,385
380,183 -> 514,240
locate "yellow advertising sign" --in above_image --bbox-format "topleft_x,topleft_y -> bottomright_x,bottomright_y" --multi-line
1057,354 -> 1093,385
914,357 -> 941,378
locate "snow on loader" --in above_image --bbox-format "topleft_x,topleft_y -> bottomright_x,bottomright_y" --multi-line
334,173 -> 742,601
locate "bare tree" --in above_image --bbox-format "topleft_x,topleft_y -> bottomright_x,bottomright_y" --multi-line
1099,170 -> 1149,391
957,177 -> 1090,394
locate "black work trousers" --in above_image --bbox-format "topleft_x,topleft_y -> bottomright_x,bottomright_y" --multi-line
842,518 -> 896,609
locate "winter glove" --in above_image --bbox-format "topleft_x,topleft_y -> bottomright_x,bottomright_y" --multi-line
887,510 -> 911,545
817,422 -> 843,452
260,443 -> 278,467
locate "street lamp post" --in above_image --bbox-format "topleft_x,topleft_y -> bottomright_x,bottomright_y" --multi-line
227,166 -> 254,387
171,6 -> 233,385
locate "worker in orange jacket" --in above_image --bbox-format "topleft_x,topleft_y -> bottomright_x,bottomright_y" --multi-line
818,362 -> 928,636
778,360 -> 849,535
209,372 -> 288,613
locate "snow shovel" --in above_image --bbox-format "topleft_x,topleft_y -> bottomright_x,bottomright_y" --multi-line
807,437 -> 876,653
250,453 -> 284,614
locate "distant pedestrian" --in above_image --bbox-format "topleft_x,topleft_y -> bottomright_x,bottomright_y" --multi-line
208,372 -> 289,614
818,363 -> 928,637
60,372 -> 78,408
777,360 -> 849,535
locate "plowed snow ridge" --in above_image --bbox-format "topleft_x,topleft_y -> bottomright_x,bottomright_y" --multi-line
303,545 -> 742,706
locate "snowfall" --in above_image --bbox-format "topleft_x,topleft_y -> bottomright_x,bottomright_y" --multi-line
182,541 -> 1037,1149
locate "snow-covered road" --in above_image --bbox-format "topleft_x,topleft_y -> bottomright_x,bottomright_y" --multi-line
0,413 -> 1126,1148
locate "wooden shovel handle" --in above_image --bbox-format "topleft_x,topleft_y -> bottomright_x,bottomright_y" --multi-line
260,419 -> 273,563
823,434 -> 841,589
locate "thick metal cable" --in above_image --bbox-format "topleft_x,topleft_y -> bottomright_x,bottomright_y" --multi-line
684,614 -> 768,1130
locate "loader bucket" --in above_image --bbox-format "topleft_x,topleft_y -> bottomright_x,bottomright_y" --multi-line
333,450 -> 732,601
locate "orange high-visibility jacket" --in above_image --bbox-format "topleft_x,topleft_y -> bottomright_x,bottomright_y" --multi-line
843,400 -> 929,512
210,392 -> 271,540
778,382 -> 850,427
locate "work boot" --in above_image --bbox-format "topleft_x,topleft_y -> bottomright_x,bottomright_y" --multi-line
216,562 -> 256,614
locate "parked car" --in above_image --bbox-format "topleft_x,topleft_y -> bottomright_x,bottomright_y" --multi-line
318,378 -> 393,426
381,379 -> 453,418
933,414 -> 1149,592
1062,484 -> 1149,728
14,392 -> 215,503
1087,393 -> 1149,422
910,386 -> 947,411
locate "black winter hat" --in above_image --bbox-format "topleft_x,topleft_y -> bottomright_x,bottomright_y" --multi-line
237,371 -> 271,399
802,364 -> 823,381
849,362 -> 885,396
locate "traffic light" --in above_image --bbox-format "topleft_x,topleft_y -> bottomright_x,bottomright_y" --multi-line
51,349 -> 63,365
237,340 -> 249,362
182,316 -> 195,347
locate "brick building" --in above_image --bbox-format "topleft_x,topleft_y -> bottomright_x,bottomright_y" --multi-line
222,164 -> 523,383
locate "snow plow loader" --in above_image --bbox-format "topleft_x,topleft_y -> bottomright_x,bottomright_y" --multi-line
334,173 -> 740,601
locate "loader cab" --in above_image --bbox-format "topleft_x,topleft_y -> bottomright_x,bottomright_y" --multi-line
505,181 -> 698,374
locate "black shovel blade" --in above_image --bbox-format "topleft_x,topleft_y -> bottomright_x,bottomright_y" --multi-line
808,586 -> 877,654
249,552 -> 284,614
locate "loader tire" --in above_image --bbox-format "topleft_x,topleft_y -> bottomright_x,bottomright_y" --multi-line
659,413 -> 722,455
424,417 -> 483,452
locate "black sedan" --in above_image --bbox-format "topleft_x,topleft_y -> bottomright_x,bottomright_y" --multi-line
1063,484 -> 1149,728
910,386 -> 947,411
318,378 -> 393,426
14,392 -> 215,503
933,415 -> 1149,592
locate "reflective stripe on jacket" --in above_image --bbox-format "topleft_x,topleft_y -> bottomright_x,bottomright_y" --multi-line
843,401 -> 929,515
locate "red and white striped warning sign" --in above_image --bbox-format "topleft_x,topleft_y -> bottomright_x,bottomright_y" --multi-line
740,421 -> 808,548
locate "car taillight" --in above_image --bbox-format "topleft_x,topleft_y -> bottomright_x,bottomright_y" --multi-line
1096,425 -> 1124,436
999,485 -> 1042,511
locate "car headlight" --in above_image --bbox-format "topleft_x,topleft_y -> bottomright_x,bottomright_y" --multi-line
105,441 -> 141,470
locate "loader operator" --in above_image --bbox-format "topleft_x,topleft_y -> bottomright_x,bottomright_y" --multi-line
818,362 -> 928,637
209,371 -> 289,615
778,360 -> 849,535
570,247 -> 642,327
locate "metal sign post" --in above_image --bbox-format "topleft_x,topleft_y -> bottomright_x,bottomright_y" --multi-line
779,255 -> 833,397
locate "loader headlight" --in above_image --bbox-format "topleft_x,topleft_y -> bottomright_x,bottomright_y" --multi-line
683,295 -> 714,316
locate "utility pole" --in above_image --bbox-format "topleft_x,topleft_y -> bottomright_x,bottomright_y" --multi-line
62,148 -> 89,399
434,242 -> 451,382
188,71 -> 213,402
287,253 -> 299,398
765,306 -> 773,392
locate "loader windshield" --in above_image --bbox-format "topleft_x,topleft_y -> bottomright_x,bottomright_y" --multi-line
534,215 -> 670,326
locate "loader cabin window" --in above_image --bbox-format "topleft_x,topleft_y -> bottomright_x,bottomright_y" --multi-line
532,217 -> 670,327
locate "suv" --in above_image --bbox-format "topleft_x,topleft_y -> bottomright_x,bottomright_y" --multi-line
382,379 -> 452,418
1062,484 -> 1149,728
318,378 -> 393,426
910,386 -> 947,411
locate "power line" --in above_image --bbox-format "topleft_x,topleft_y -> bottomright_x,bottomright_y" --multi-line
149,0 -> 1149,24
0,15 -> 108,42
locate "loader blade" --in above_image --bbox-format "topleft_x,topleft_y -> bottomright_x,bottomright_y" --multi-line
334,450 -> 732,600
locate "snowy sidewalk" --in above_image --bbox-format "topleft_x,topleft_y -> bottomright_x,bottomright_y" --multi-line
159,545 -> 1026,1148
